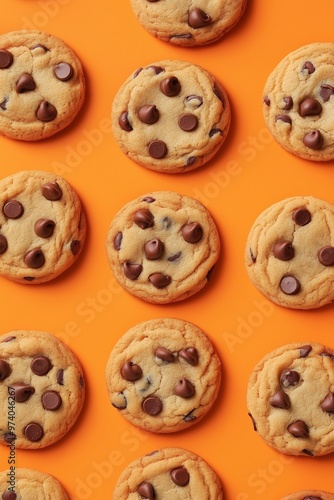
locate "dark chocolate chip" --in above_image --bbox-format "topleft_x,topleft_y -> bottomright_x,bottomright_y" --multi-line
36,100 -> 57,122
273,241 -> 294,261
264,95 -> 270,106
302,61 -> 315,74
138,105 -> 159,124
16,73 -> 36,93
270,389 -> 290,409
185,95 -> 203,109
142,197 -> 155,203
0,50 -> 13,69
12,384 -> 35,403
54,62 -> 74,81
167,251 -> 182,262
24,422 -> 44,442
174,378 -> 195,398
178,113 -> 198,131
188,8 -> 211,28
182,222 -> 203,243
148,140 -> 167,159
138,482 -> 155,500
3,200 -> 24,219
299,98 -> 322,117
70,240 -> 80,255
122,261 -> 143,280
142,396 -> 163,415
303,130 -> 323,149
0,235 -> 8,254
170,467 -> 190,487
144,238 -> 164,260
0,360 -> 10,381
119,111 -> 133,131
288,420 -> 309,438
121,361 -> 142,381
275,115 -> 292,124
283,97 -> 293,110
57,369 -> 64,385
280,275 -> 300,295
155,347 -> 175,362
148,273 -> 171,288
320,84 -> 334,102
133,209 -> 154,229
179,348 -> 198,366
31,44 -> 49,52
280,370 -> 300,387
34,219 -> 55,238
209,128 -> 223,137
114,231 -> 123,250
2,491 -> 17,500
318,246 -> 334,266
31,355 -> 52,376
300,345 -> 312,358
321,392 -> 334,412
24,249 -> 45,269
186,156 -> 197,167
42,181 -> 62,201
292,207 -> 311,226
250,248 -> 256,263
4,433 -> 16,444
160,76 -> 181,96
42,391 -> 62,410
0,97 -> 8,110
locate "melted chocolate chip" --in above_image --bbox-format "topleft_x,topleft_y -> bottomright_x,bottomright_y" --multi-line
138,482 -> 155,500
142,396 -> 163,415
174,378 -> 195,398
148,140 -> 167,159
160,77 -> 181,96
179,348 -> 198,366
280,275 -> 300,295
320,84 -> 334,102
321,392 -> 334,412
148,273 -> 171,288
30,355 -> 52,376
300,345 -> 312,358
138,105 -> 159,124
0,50 -> 13,69
36,100 -> 57,122
318,246 -> 334,266
144,238 -> 164,260
299,98 -> 322,117
42,182 -> 62,201
119,111 -> 132,131
12,384 -> 35,403
275,115 -> 292,124
24,422 -> 44,442
121,361 -> 142,381
188,8 -> 212,28
122,261 -> 143,280
178,113 -> 198,131
70,240 -> 80,255
303,130 -> 323,149
57,369 -> 64,385
24,249 -> 45,269
292,207 -> 311,226
114,231 -> 123,250
0,360 -> 10,381
34,219 -> 55,238
270,389 -> 290,409
155,346 -> 175,362
288,420 -> 309,438
170,467 -> 190,486
3,200 -> 24,219
54,62 -> 74,81
283,97 -> 293,110
182,222 -> 203,243
42,391 -> 62,410
302,61 -> 315,74
134,209 -> 154,229
273,241 -> 294,261
16,73 -> 36,93
280,370 -> 300,387
0,235 -> 8,254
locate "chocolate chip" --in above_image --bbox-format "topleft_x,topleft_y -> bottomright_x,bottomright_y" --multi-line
138,105 -> 159,124
112,392 -> 127,410
299,98 -> 322,117
3,200 -> 24,219
182,222 -> 203,243
183,409 -> 196,422
0,360 -> 10,381
280,275 -> 300,295
31,44 -> 49,52
185,95 -> 203,110
320,84 -> 334,102
321,392 -> 334,412
12,384 -> 35,402
16,73 -> 36,93
122,261 -> 143,280
283,97 -> 293,110
57,369 -> 64,385
288,420 -> 309,438
149,273 -> 171,288
147,65 -> 164,74
273,241 -> 294,261
280,370 -> 300,387
69,240 -> 80,256
0,50 -> 13,69
119,111 -> 133,131
4,433 -> 16,444
0,97 -> 8,110
318,246 -> 334,266
144,238 -> 164,260
303,497 -> 322,500
292,207 -> 311,226
167,251 -> 182,262
34,219 -> 55,238
42,391 -> 62,410
186,157 -> 197,167
264,96 -> 270,106
133,209 -> 154,229
321,351 -> 334,361
209,128 -> 223,137
170,467 -> 190,486
54,62 -> 74,81
270,389 -> 290,409
303,130 -> 323,149
161,216 -> 172,229
0,235 -> 8,254
179,347 -> 198,366
174,378 -> 195,398
142,396 -> 163,415
24,422 -> 44,442
142,197 -> 155,203
114,232 -> 123,250
301,449 -> 314,456
188,7 -> 211,28
42,181 -> 62,201
155,347 -> 175,362
300,345 -> 312,358
170,33 -> 193,40
275,115 -> 292,124
1,337 -> 15,343
160,76 -> 181,96
148,140 -> 167,159
30,355 -> 52,376
138,482 -> 155,500
121,361 -> 142,381
24,249 -> 45,269
302,61 -> 315,74
2,491 -> 17,500
250,248 -> 256,263
36,100 -> 57,122
178,113 -> 198,131
23,276 -> 35,281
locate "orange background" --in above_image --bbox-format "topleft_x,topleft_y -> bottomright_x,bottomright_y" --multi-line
1,0 -> 334,498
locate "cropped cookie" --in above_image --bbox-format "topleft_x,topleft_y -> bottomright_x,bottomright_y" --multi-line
0,468 -> 69,499
282,491 -> 334,500
106,318 -> 221,433
0,330 -> 85,449
0,170 -> 86,284
112,60 -> 230,173
263,42 -> 334,161
247,342 -> 334,457
113,447 -> 223,499
0,30 -> 85,141
130,0 -> 247,47
245,196 -> 334,310
106,191 -> 220,304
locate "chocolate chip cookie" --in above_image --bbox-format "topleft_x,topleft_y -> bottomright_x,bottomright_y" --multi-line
113,447 -> 223,499
106,318 -> 221,433
0,30 -> 85,141
263,42 -> 334,161
247,342 -> 334,457
0,468 -> 69,499
112,60 -> 230,173
282,491 -> 334,500
0,170 -> 86,284
245,196 -> 334,309
129,0 -> 247,46
0,330 -> 85,449
106,191 -> 220,303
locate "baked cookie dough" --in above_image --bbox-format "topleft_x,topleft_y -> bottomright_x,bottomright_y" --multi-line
112,60 -> 230,173
106,191 -> 220,304
0,330 -> 85,449
263,42 -> 334,161
247,342 -> 334,457
129,0 -> 247,47
113,447 -> 223,499
106,318 -> 221,433
282,491 -> 334,500
0,468 -> 69,499
245,196 -> 334,309
0,170 -> 86,284
0,30 -> 85,141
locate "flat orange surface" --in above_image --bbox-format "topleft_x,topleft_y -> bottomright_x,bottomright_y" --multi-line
1,1 -> 334,498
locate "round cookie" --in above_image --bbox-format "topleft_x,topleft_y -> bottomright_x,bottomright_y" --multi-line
263,42 -> 334,161
282,491 -> 334,500
0,330 -> 85,449
245,196 -> 334,310
106,191 -> 220,304
0,30 -> 85,141
0,170 -> 86,284
0,468 -> 69,499
112,60 -> 230,173
129,0 -> 247,47
113,447 -> 223,499
247,342 -> 334,457
106,318 -> 221,433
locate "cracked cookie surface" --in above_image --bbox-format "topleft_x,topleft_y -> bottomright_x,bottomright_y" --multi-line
106,318 -> 221,433
282,491 -> 334,500
245,196 -> 334,309
106,191 -> 220,304
0,330 -> 85,449
263,43 -> 334,161
0,468 -> 69,499
247,342 -> 334,457
113,447 -> 223,499
112,60 -> 230,173
0,30 -> 85,141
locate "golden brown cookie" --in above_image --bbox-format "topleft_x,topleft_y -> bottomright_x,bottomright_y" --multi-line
282,491 -> 334,500
0,468 -> 69,499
